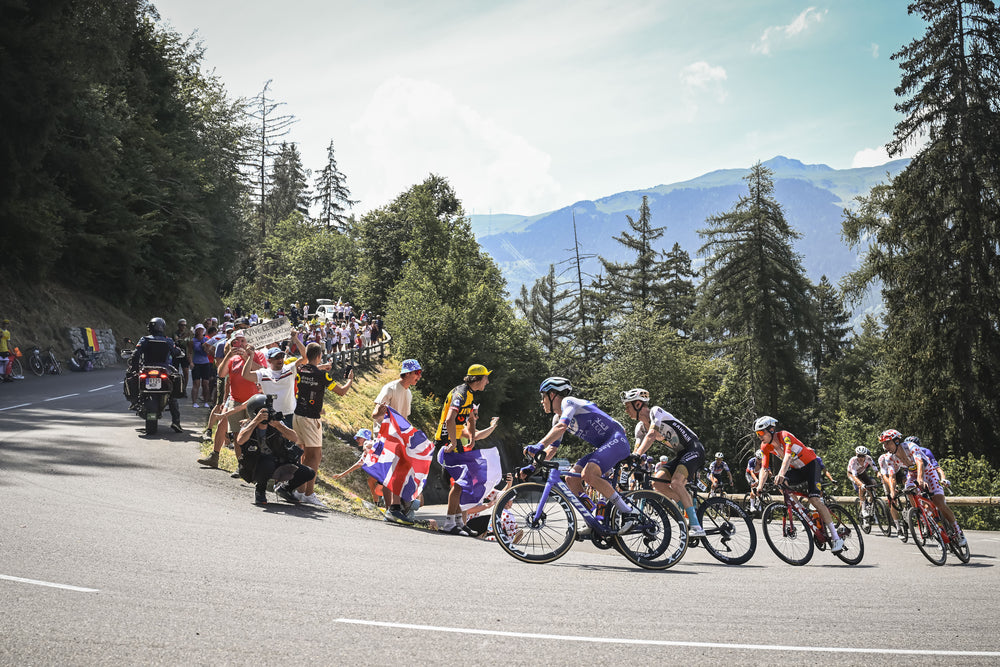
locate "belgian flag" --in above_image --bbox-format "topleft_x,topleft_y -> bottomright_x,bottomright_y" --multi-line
81,327 -> 100,352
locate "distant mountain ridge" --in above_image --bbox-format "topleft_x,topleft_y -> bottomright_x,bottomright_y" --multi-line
470,156 -> 909,298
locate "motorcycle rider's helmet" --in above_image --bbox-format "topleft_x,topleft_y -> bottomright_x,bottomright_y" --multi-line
148,317 -> 166,336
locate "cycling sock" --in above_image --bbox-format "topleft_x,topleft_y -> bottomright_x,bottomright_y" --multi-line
609,492 -> 632,514
685,507 -> 700,528
828,522 -> 839,539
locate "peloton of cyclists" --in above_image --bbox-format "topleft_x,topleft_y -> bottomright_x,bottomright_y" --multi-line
745,450 -> 764,512
621,388 -> 707,538
754,415 -> 844,553
879,429 -> 966,547
846,446 -> 878,517
524,377 -> 640,533
707,452 -> 734,495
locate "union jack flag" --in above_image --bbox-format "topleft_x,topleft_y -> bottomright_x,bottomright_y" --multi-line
362,406 -> 433,503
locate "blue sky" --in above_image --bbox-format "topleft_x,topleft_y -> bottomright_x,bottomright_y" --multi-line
153,1 -> 926,216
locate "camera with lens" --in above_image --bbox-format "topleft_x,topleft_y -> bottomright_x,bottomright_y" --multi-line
264,394 -> 282,423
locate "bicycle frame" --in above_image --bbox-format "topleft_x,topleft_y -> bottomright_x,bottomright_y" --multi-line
778,486 -> 830,546
908,488 -> 952,546
535,465 -> 610,535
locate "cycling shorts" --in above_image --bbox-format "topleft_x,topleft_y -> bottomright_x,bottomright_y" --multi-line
784,459 -> 822,498
906,466 -> 944,497
745,471 -> 758,486
658,440 -> 706,483
856,471 -> 875,489
574,430 -> 631,475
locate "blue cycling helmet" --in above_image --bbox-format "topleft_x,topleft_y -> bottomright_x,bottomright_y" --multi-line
903,435 -> 922,447
539,376 -> 572,396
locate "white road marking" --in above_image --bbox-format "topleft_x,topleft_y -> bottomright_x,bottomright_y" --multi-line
0,403 -> 32,411
43,393 -> 79,402
334,619 -> 1000,657
0,574 -> 98,593
89,384 -> 116,392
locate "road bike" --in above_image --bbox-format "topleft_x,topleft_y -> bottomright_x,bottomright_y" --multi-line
26,345 -> 61,376
857,483 -> 891,537
2,347 -> 24,380
621,459 -> 757,565
904,487 -> 970,566
490,454 -> 687,570
742,481 -> 776,517
761,483 -> 864,566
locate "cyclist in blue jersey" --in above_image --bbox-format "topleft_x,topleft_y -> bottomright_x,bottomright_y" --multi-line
525,377 -> 640,533
621,388 -> 708,538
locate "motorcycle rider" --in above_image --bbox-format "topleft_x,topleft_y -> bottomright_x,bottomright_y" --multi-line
126,317 -> 184,433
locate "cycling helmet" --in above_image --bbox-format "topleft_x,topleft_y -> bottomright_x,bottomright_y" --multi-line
539,376 -> 572,396
754,415 -> 777,431
879,429 -> 902,443
855,445 -> 869,456
755,449 -> 763,459
903,435 -> 922,447
147,317 -> 166,336
659,455 -> 669,463
715,452 -> 724,459
620,388 -> 650,404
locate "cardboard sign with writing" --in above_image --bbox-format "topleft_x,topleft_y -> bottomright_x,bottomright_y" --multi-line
244,317 -> 292,349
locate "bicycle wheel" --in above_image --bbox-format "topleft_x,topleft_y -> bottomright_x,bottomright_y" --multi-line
856,499 -> 872,534
9,357 -> 23,379
741,493 -> 754,515
697,497 -> 756,565
489,483 -> 576,564
950,529 -> 971,564
46,351 -> 61,374
906,507 -> 946,566
874,499 -> 891,537
828,503 -> 864,565
613,490 -> 688,570
28,353 -> 43,377
761,501 -> 814,565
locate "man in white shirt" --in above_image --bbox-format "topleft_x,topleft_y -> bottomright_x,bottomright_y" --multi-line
242,338 -> 307,427
372,358 -> 423,523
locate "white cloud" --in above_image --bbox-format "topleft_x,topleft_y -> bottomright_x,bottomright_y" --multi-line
753,7 -> 828,55
350,77 -> 561,214
871,42 -> 880,58
851,137 -> 925,168
675,61 -> 728,121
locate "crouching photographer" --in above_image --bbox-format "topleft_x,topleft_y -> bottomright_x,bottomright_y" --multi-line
235,393 -> 315,506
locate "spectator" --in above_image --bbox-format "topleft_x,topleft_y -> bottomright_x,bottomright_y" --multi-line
372,358 -> 423,524
197,329 -> 265,469
241,341 -> 306,428
0,318 -> 12,382
292,342 -> 354,506
235,393 -> 314,506
190,324 -> 213,408
464,473 -> 514,536
435,363 -> 492,535
263,299 -> 271,318
332,428 -> 382,505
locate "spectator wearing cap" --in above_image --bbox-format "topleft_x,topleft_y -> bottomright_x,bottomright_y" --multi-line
197,329 -> 265,469
435,363 -> 492,535
332,428 -> 381,504
290,342 -> 353,506
372,359 -> 422,524
241,338 -> 307,429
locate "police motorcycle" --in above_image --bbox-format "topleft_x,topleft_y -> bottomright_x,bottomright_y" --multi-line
124,318 -> 183,435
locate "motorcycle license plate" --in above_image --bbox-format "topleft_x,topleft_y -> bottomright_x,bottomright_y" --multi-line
146,378 -> 162,389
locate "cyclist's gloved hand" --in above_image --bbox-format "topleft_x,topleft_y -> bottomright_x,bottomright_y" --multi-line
517,465 -> 535,479
524,443 -> 546,457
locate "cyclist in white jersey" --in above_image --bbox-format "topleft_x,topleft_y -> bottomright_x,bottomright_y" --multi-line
847,446 -> 878,516
621,388 -> 707,537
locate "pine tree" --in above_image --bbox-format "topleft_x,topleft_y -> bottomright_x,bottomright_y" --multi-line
267,142 -> 310,227
661,242 -> 697,331
312,139 -> 357,228
244,80 -> 296,238
809,275 -> 853,440
696,162 -> 814,424
842,0 -> 1000,460
515,264 -> 576,361
599,195 -> 670,320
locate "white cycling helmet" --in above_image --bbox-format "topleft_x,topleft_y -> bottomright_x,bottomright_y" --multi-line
855,445 -> 869,456
659,455 -> 668,463
715,452 -> 724,459
620,388 -> 650,404
754,415 -> 778,431
539,376 -> 572,396
755,449 -> 763,459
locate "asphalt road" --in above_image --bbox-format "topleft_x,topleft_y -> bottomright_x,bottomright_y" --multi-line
2,367 -> 1000,666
